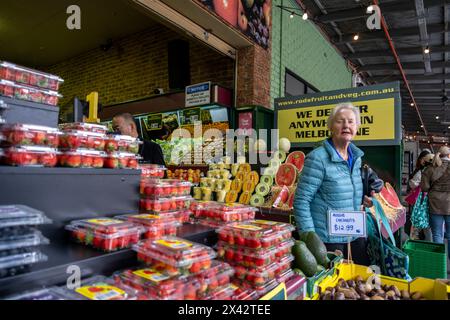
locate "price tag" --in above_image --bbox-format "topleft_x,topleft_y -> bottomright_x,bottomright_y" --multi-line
327,210 -> 366,237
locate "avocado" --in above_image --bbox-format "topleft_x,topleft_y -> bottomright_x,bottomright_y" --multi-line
304,231 -> 329,267
292,240 -> 318,277
298,231 -> 308,242
293,268 -> 305,277
316,265 -> 326,273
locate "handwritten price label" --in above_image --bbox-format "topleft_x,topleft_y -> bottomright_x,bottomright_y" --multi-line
327,210 -> 367,237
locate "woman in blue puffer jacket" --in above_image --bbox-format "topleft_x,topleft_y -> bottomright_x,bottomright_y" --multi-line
293,102 -> 372,265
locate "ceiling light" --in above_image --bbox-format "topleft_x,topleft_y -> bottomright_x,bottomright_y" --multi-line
448,126 -> 450,129
410,103 -> 414,107
424,46 -> 430,54
367,5 -> 374,13
353,34 -> 359,41
302,13 -> 308,20
436,116 -> 440,120
421,125 -> 424,128
290,12 -> 295,19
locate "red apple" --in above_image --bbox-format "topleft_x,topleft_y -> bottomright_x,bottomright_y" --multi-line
213,0 -> 238,27
238,0 -> 248,32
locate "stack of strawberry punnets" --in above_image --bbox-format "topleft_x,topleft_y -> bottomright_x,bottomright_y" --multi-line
58,122 -> 108,168
189,201 -> 257,229
0,61 -> 63,106
129,236 -> 236,300
114,213 -> 181,240
215,219 -> 296,298
65,218 -> 144,252
0,123 -> 61,167
140,178 -> 194,224
103,134 -> 141,169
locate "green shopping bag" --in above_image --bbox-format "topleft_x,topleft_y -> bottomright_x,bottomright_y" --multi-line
410,192 -> 430,229
366,198 -> 411,280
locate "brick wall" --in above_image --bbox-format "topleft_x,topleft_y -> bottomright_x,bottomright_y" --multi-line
46,24 -> 235,109
271,0 -> 353,108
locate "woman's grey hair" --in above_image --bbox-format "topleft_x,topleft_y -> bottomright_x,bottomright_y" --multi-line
432,146 -> 450,167
327,102 -> 361,130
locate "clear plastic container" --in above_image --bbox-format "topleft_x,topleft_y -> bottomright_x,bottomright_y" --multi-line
274,254 -> 294,276
1,146 -> 58,167
202,284 -> 235,300
189,201 -> 221,216
6,287 -> 66,300
57,276 -> 139,300
0,123 -> 60,147
59,122 -> 108,134
195,203 -> 257,222
115,213 -> 180,240
65,218 -> 143,252
0,205 -> 52,228
0,61 -> 64,90
0,229 -> 49,251
216,241 -> 278,268
59,130 -> 106,151
277,269 -> 294,284
141,179 -> 192,197
191,218 -> 228,229
156,210 -> 191,224
187,260 -> 234,299
230,284 -> 259,300
139,196 -> 194,213
0,79 -> 61,106
0,248 -> 48,271
112,267 -> 186,300
140,164 -> 166,179
133,236 -> 217,277
58,149 -> 106,168
251,219 -> 296,235
105,134 -> 141,153
104,152 -> 139,169
275,239 -> 295,260
232,262 -> 279,292
217,221 -> 295,250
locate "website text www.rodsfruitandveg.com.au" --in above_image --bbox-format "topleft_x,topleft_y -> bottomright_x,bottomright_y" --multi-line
277,87 -> 395,107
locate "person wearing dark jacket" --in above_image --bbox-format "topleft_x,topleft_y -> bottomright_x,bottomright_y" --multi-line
112,113 -> 165,166
420,146 -> 450,256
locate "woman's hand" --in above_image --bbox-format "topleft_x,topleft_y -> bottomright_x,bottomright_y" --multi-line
363,191 -> 376,208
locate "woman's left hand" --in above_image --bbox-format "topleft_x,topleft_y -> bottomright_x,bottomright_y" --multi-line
363,191 -> 375,208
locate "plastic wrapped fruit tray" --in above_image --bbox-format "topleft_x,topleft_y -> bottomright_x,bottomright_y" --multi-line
201,284 -> 235,300
133,236 -> 217,277
65,218 -> 143,252
141,179 -> 192,197
230,284 -> 259,300
115,214 -> 180,240
58,149 -> 106,168
59,122 -> 107,134
216,220 -> 295,250
155,210 -> 191,224
189,201 -> 221,215
0,205 -> 52,229
139,196 -> 194,213
0,79 -> 61,106
0,229 -> 49,251
104,152 -> 140,169
0,61 -> 63,91
56,276 -> 140,300
190,218 -> 230,229
192,203 -> 257,223
0,248 -> 48,278
216,241 -> 278,268
140,164 -> 166,179
104,134 -> 141,153
113,267 -> 187,300
232,264 -> 280,296
1,146 -> 58,167
274,254 -> 294,276
59,130 -> 106,151
0,123 -> 60,148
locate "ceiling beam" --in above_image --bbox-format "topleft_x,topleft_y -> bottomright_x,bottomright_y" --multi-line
346,45 -> 450,59
358,61 -> 450,71
332,23 -> 446,45
370,74 -> 450,81
314,0 -> 450,23
414,0 -> 432,73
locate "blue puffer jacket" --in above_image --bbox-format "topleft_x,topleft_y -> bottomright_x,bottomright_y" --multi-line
293,140 -> 364,244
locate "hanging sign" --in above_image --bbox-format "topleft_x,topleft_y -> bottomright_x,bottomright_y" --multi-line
185,82 -> 211,107
327,210 -> 367,238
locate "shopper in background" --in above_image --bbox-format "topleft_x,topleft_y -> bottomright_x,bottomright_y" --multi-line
420,146 -> 450,256
406,149 -> 434,241
112,113 -> 165,166
293,102 -> 371,265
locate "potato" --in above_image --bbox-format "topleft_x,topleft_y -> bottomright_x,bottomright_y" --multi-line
322,293 -> 332,300
365,283 -> 373,292
335,292 -> 345,300
360,294 -> 370,300
356,284 -> 366,295
401,290 -> 410,299
386,290 -> 396,298
371,295 -> 385,300
347,280 -> 356,288
393,286 -> 401,297
411,292 -> 423,300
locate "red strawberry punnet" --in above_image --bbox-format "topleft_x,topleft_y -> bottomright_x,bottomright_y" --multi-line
2,146 -> 57,167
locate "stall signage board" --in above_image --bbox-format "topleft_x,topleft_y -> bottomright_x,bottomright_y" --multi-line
180,108 -> 201,126
238,111 -> 253,135
327,210 -> 367,238
275,82 -> 401,147
145,113 -> 163,131
185,82 -> 211,107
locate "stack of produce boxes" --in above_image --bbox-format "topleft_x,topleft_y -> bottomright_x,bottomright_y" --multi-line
216,220 -> 296,298
140,178 -> 194,224
0,205 -> 51,278
189,201 -> 257,228
0,123 -> 60,167
65,217 -> 144,252
125,236 -> 236,300
102,133 -> 141,169
0,61 -> 63,106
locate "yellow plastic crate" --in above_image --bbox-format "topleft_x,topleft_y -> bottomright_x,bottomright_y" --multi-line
311,263 -> 448,300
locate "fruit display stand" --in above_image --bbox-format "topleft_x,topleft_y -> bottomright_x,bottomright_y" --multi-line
0,166 -> 218,298
312,262 -> 448,300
